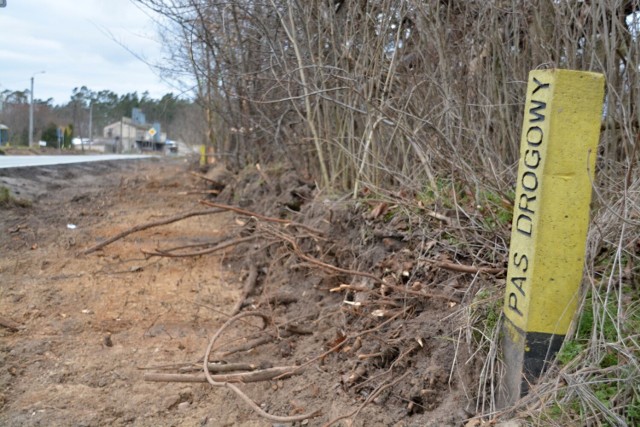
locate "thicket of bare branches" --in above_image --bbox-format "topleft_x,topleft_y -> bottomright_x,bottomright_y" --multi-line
141,0 -> 637,191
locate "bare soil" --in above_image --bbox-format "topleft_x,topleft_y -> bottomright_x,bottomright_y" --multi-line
0,156 -> 490,426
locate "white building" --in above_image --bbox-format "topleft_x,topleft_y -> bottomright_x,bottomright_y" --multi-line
103,109 -> 168,153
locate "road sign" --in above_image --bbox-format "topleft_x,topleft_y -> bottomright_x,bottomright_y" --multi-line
148,128 -> 157,136
499,69 -> 604,407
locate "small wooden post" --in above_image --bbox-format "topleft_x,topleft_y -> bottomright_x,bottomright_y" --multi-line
200,144 -> 207,167
499,69 -> 605,407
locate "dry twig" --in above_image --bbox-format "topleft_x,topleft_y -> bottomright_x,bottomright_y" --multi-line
179,362 -> 260,374
230,263 -> 259,316
142,235 -> 258,258
217,333 -> 276,358
144,365 -> 305,383
82,208 -> 224,255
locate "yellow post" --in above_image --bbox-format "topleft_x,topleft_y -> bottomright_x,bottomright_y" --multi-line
200,144 -> 207,167
499,69 -> 604,407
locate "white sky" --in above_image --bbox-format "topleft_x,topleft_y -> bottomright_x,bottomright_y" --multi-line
0,0 -> 177,105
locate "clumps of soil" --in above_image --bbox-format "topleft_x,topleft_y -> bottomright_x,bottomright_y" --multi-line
180,162 -> 505,425
215,162 -> 316,217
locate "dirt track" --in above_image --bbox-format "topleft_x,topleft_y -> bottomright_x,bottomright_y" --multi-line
0,158 -> 263,426
0,156 -> 482,426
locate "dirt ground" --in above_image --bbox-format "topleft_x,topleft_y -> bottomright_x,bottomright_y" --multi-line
0,156 -> 493,426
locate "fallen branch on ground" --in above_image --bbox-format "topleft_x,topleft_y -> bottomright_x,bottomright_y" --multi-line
144,365 -> 305,383
142,235 -> 258,258
230,264 -> 259,316
149,239 -> 228,254
179,362 -> 260,374
217,333 -> 277,358
143,311 -> 318,423
82,208 -> 224,255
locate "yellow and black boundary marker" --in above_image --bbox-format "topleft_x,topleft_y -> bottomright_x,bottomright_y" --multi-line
498,69 -> 605,407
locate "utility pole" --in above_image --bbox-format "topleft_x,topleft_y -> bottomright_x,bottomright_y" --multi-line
88,101 -> 93,142
28,70 -> 45,148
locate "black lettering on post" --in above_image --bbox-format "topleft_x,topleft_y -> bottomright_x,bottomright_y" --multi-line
528,101 -> 547,123
508,293 -> 523,316
526,126 -> 544,146
516,214 -> 532,237
518,193 -> 536,215
532,77 -> 550,95
510,276 -> 527,296
524,149 -> 541,169
521,171 -> 538,192
513,252 -> 529,272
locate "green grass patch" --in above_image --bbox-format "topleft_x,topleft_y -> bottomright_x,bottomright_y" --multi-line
470,287 -> 502,345
417,178 -> 470,209
557,340 -> 584,366
476,189 -> 513,231
539,285 -> 640,425
0,186 -> 32,208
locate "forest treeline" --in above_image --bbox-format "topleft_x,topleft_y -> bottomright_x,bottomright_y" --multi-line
0,86 -> 203,147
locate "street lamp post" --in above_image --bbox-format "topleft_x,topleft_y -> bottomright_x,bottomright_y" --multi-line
28,70 -> 45,148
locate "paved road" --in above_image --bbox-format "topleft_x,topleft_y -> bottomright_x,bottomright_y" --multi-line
0,155 -> 152,169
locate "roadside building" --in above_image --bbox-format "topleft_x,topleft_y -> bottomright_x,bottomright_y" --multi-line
102,108 -> 167,153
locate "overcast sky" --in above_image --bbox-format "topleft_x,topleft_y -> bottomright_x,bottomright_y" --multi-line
0,0 -> 178,105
